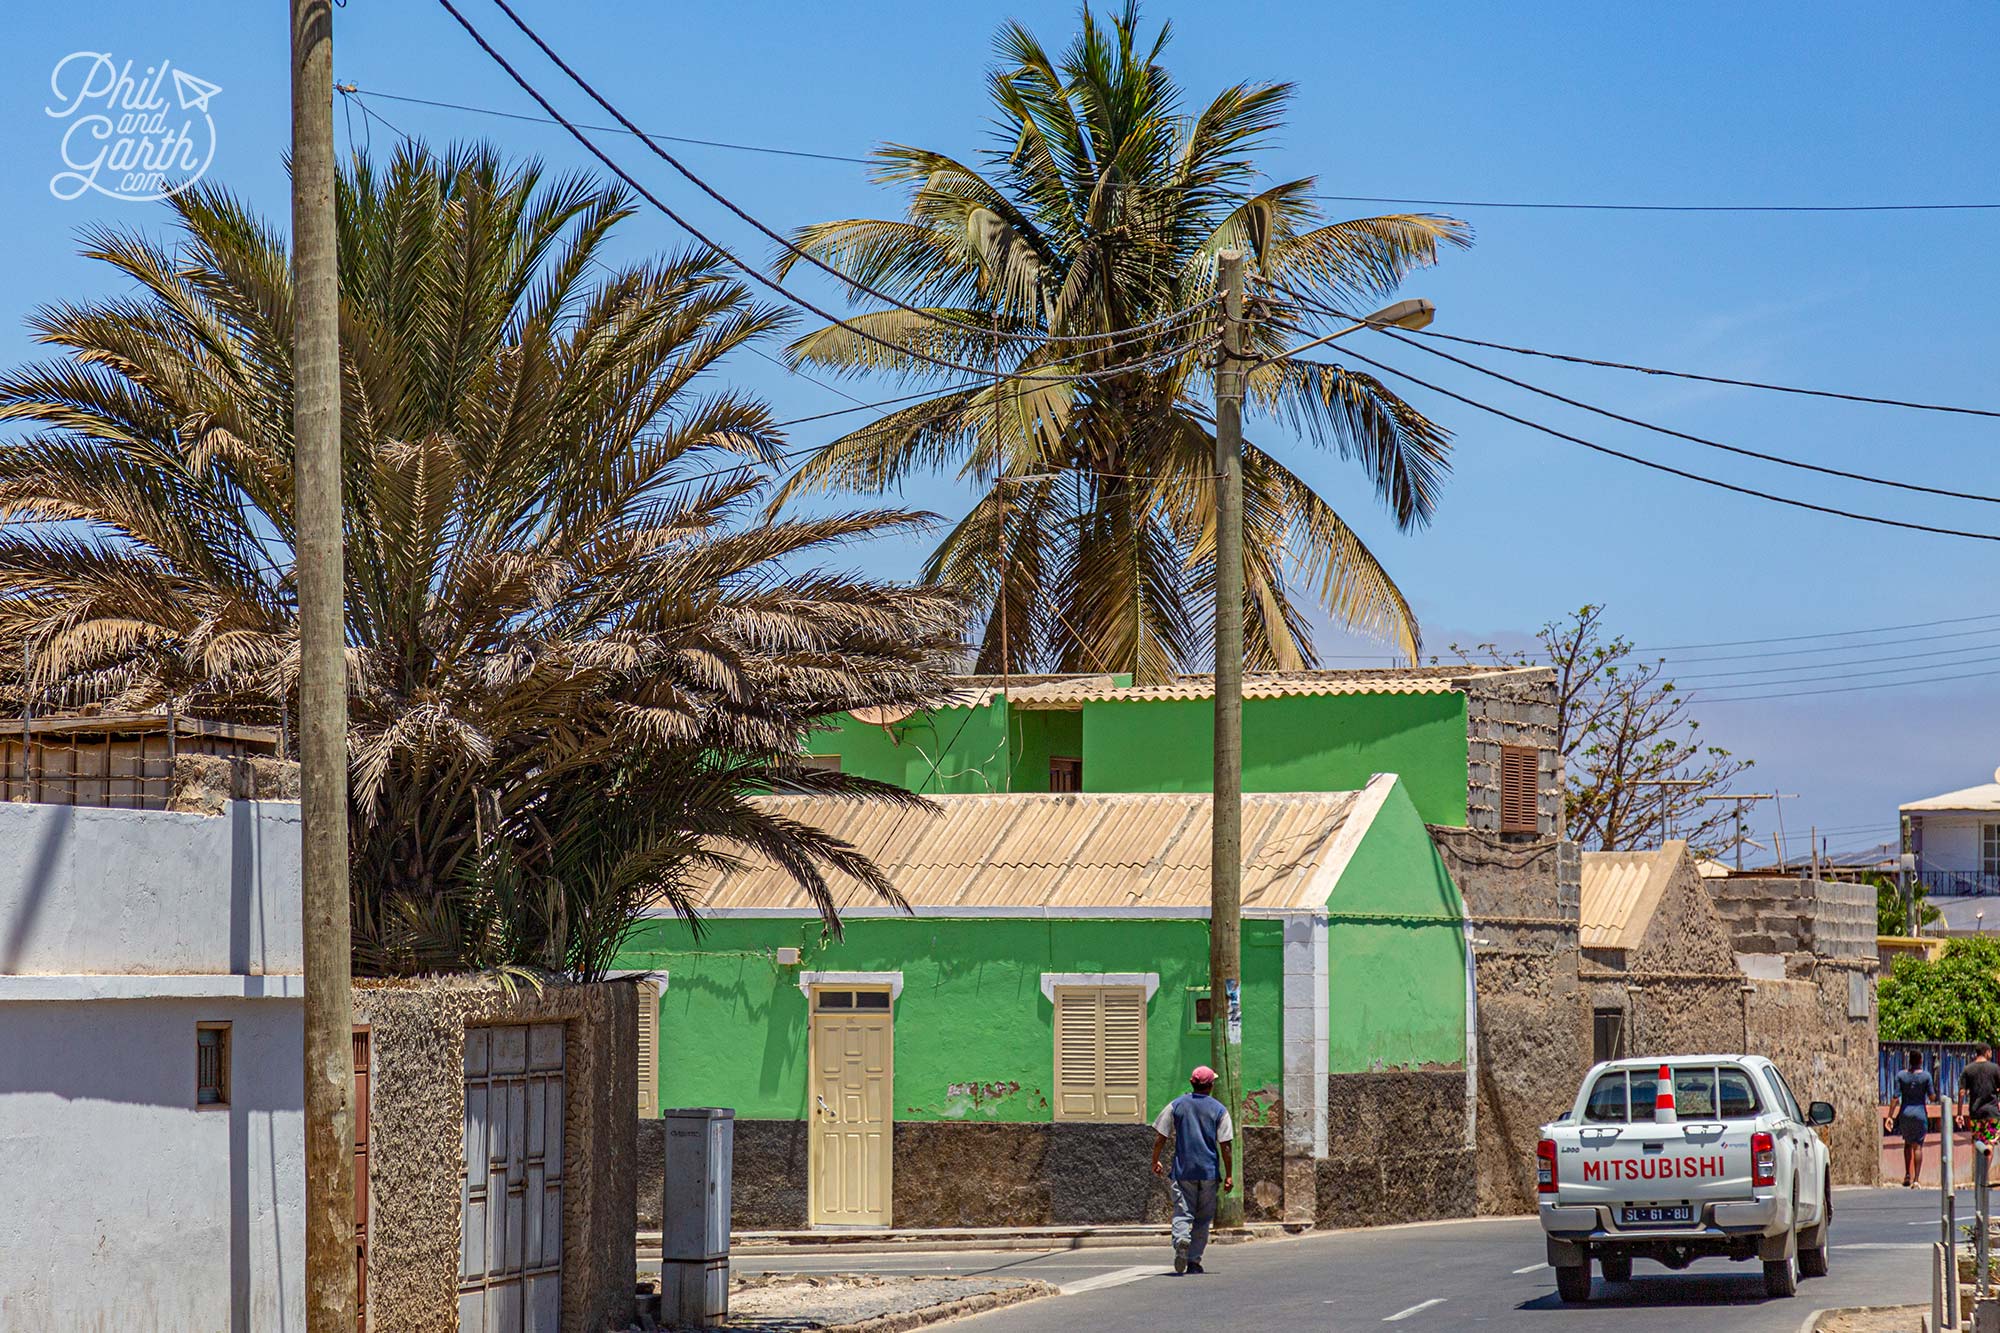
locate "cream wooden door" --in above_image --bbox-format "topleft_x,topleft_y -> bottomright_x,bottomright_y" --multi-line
808,990 -> 893,1226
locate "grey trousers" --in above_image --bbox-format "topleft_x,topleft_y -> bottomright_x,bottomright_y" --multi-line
1169,1178 -> 1220,1263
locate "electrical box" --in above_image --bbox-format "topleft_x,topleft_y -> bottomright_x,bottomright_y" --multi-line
774,947 -> 801,965
661,1107 -> 734,1325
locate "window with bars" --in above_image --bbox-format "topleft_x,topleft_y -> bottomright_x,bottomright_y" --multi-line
1499,745 -> 1540,834
197,1022 -> 231,1107
1048,756 -> 1083,792
1053,986 -> 1147,1123
1591,1007 -> 1625,1065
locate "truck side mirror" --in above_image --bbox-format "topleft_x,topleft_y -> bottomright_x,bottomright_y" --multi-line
1807,1101 -> 1835,1126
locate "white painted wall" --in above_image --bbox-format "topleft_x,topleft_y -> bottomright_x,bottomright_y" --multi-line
0,799 -> 302,975
0,799 -> 306,1331
1918,813 -> 1987,872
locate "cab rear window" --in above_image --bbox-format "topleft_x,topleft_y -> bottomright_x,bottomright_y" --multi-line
1580,1065 -> 1762,1122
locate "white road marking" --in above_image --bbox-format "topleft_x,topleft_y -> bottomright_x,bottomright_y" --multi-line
1513,1262 -> 1548,1274
1383,1297 -> 1447,1322
1834,1241 -> 1931,1250
1059,1264 -> 1161,1296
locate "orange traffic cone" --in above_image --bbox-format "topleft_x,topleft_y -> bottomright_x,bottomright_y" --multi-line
1654,1065 -> 1676,1124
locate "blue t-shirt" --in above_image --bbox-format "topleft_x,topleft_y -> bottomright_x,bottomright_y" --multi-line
1895,1068 -> 1935,1114
1154,1092 -> 1235,1182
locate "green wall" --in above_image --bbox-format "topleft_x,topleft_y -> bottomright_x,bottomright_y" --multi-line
1081,694 -> 1471,826
805,704 -> 1082,795
617,915 -> 1286,1123
1325,779 -> 1468,1071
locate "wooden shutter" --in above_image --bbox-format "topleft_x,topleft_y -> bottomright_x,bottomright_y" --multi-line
1499,745 -> 1540,834
635,980 -> 660,1118
1053,986 -> 1147,1123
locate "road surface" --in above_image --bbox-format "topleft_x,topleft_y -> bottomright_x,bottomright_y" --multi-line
739,1187 -> 1938,1331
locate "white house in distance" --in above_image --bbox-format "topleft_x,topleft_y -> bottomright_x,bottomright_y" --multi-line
1902,768 -> 2000,932
0,748 -> 305,1330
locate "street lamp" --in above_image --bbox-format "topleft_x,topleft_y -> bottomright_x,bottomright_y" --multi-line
1253,297 -> 1438,366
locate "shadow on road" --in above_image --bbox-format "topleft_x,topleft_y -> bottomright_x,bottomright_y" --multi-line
1519,1272 -> 1782,1311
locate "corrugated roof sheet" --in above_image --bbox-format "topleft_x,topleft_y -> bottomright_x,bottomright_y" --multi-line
1003,666 -> 1545,709
675,789 -> 1368,914
1579,841 -> 1687,951
1902,781 -> 2000,813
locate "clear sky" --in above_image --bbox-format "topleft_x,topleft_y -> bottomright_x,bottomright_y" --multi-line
4,2 -> 1997,858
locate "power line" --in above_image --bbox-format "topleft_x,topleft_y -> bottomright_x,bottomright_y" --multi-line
1684,650 -> 2000,693
433,0 -> 1211,385
1696,664 -> 2000,705
1636,611 -> 2000,654
1675,637 -> 2000,682
1268,286 -> 2000,505
340,87 -> 2000,219
477,0 -> 1209,353
1660,623 -> 2000,665
1325,344 -> 2000,543
1383,325 -> 2000,422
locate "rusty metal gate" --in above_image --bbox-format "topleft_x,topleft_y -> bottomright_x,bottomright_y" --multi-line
458,1024 -> 565,1332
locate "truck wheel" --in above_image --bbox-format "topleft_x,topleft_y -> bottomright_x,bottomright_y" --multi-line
1798,1177 -> 1831,1278
1763,1253 -> 1798,1298
1555,1263 -> 1592,1303
1599,1254 -> 1632,1283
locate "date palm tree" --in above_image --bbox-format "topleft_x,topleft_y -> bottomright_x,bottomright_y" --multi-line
0,143 -> 960,975
773,2 -> 1468,680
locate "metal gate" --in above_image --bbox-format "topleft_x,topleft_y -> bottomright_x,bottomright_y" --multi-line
355,1026 -> 371,1333
459,1023 -> 565,1332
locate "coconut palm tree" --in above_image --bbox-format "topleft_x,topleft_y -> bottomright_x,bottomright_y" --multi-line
772,2 -> 1469,681
0,143 -> 960,976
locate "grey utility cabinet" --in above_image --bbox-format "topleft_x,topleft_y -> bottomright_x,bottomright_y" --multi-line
660,1107 -> 734,1325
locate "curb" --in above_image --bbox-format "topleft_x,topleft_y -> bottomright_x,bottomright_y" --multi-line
821,1281 -> 1057,1333
641,1223 -> 1303,1259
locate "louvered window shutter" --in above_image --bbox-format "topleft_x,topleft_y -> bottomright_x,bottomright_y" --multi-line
1499,745 -> 1540,834
1053,987 -> 1147,1123
635,980 -> 660,1118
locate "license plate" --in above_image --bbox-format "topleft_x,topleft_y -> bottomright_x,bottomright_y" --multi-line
1620,1205 -> 1694,1226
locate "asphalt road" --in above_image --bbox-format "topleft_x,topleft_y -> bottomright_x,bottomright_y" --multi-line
739,1187 -> 1941,1331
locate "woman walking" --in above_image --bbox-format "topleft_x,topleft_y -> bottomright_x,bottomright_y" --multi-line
1892,1050 -> 1936,1187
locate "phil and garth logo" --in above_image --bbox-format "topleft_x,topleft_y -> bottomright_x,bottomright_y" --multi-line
46,53 -> 222,203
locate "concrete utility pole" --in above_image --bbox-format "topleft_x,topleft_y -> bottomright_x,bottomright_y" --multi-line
291,1 -> 356,1326
1210,250 -> 1247,1230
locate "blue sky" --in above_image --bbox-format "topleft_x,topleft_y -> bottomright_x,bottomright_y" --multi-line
4,2 -> 1997,857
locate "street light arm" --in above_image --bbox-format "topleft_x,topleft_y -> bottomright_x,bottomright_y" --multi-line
1247,297 -> 1437,371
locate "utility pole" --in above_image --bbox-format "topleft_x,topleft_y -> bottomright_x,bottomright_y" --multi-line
292,1 -> 355,1327
1696,792 -> 1795,872
1210,250 -> 1247,1230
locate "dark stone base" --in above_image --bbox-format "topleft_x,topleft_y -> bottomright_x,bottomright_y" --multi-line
639,1119 -> 1288,1230
1317,1070 -> 1477,1229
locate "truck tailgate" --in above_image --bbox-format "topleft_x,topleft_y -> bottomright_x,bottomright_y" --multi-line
1555,1122 -> 1754,1207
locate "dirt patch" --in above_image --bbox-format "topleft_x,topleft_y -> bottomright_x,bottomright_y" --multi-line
1813,1306 -> 1924,1333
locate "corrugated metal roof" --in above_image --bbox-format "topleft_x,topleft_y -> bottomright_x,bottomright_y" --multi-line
1004,666 -> 1544,709
1902,780 -> 2000,813
676,789 -> 1369,914
1579,841 -> 1687,951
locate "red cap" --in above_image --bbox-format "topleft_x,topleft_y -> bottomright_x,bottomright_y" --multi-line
1190,1065 -> 1218,1085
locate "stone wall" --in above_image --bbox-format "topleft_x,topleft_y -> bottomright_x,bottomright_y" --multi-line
638,1119 -> 1286,1230
1434,827 -> 1587,1215
1464,671 -> 1563,840
1745,963 -> 1879,1186
1706,875 -> 1879,962
355,977 -> 636,1333
1317,1069 -> 1476,1228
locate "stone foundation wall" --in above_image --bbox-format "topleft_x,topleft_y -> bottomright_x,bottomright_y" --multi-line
355,978 -> 637,1333
1433,828 -> 1586,1215
1745,963 -> 1879,1185
638,1120 -> 1285,1230
1317,1069 -> 1475,1228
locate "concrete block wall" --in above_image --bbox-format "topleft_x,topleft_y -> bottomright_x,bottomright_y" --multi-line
1464,672 -> 1565,840
1706,876 -> 1879,962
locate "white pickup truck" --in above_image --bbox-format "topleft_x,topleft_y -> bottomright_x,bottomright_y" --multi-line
1537,1054 -> 1835,1303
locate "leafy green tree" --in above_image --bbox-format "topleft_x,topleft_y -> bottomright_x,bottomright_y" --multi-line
1879,938 -> 2000,1043
0,144 -> 960,976
1875,872 -> 1942,936
774,1 -> 1468,680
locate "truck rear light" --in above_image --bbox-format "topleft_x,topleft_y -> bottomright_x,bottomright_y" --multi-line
1751,1131 -> 1776,1187
1536,1138 -> 1558,1193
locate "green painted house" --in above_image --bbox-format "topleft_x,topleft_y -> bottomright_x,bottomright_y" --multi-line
621,667 -> 1562,1231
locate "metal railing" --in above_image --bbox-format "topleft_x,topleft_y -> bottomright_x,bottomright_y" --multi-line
1918,863 -> 2000,899
1881,1041 -> 1985,1108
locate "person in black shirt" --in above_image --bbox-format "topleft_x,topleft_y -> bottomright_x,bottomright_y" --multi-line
1957,1042 -> 2000,1149
1891,1051 -> 1935,1188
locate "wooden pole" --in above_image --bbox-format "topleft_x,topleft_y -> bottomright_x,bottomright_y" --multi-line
291,1 -> 356,1326
1210,250 -> 1247,1229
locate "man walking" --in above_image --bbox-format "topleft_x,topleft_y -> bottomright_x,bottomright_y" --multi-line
1958,1042 -> 2000,1150
1150,1065 -> 1234,1275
